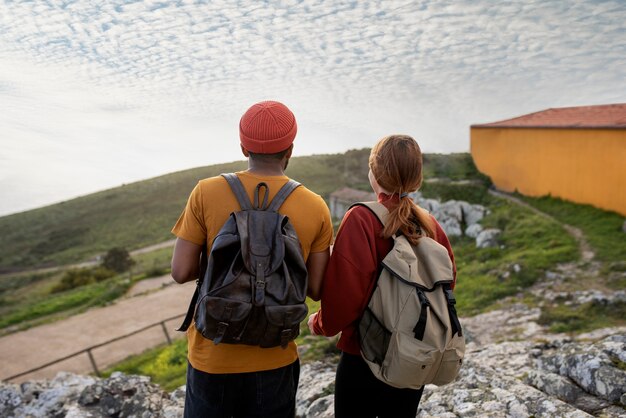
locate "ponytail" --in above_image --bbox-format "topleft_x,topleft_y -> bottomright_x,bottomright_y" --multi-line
382,197 -> 435,245
369,134 -> 434,244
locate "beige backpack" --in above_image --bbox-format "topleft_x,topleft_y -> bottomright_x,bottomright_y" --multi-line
356,202 -> 465,389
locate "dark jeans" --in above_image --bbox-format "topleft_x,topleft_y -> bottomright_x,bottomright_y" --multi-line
184,360 -> 300,418
335,352 -> 424,418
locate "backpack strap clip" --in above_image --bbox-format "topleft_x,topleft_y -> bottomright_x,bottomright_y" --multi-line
213,322 -> 229,345
413,289 -> 430,341
280,329 -> 292,349
443,284 -> 463,337
212,305 -> 234,345
279,311 -> 293,349
254,262 -> 266,306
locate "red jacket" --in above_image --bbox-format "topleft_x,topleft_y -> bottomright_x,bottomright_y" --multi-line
312,194 -> 457,355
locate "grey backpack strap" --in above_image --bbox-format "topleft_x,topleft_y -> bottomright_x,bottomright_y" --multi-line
266,180 -> 301,212
222,173 -> 253,210
350,201 -> 389,227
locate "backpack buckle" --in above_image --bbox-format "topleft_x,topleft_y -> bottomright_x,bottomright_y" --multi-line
254,280 -> 266,306
417,290 -> 430,307
280,329 -> 292,349
213,322 -> 229,345
444,288 -> 456,305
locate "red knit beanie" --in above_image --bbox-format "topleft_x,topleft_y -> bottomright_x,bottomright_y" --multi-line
239,101 -> 297,154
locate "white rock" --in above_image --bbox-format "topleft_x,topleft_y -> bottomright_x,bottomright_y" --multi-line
462,203 -> 487,226
296,362 -> 336,418
305,395 -> 334,418
465,223 -> 483,238
441,218 -> 463,237
476,229 -> 501,248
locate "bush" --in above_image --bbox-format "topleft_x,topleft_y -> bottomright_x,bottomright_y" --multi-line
102,248 -> 135,273
52,267 -> 115,293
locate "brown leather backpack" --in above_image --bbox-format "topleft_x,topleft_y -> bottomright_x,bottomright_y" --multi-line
177,173 -> 308,348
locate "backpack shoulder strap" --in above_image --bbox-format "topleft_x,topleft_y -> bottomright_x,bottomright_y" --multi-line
266,180 -> 301,212
222,173 -> 252,210
176,245 -> 208,332
350,201 -> 389,227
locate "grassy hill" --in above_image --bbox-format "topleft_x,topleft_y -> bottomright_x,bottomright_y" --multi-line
0,150 -> 480,272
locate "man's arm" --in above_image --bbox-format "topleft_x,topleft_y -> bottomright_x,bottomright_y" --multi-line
171,238 -> 203,284
306,248 -> 330,301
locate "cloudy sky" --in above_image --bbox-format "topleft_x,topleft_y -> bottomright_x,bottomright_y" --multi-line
1,0 -> 625,216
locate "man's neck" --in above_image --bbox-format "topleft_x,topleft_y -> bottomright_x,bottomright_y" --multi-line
245,160 -> 286,176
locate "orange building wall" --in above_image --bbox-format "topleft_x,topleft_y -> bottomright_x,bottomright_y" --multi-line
470,128 -> 626,216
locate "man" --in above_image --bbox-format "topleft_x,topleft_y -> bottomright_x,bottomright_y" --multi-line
171,100 -> 333,417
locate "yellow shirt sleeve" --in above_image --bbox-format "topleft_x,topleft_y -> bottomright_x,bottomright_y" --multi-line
310,196 -> 334,253
171,182 -> 207,246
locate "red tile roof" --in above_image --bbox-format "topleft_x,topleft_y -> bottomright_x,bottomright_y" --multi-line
472,103 -> 626,129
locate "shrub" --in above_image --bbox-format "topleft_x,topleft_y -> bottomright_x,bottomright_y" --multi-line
52,267 -> 115,293
102,248 -> 135,273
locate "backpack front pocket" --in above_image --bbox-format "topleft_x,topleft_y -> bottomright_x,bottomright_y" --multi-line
195,296 -> 252,345
261,304 -> 308,348
382,331 -> 437,389
359,308 -> 392,366
431,346 -> 463,385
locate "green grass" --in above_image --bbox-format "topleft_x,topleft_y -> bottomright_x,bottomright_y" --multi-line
132,247 -> 174,277
422,153 -> 486,181
0,278 -> 132,331
453,196 -> 579,315
102,338 -> 188,391
538,301 -> 626,333
421,181 -> 491,205
518,194 -> 626,263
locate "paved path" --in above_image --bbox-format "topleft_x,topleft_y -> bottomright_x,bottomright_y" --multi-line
0,275 -> 195,383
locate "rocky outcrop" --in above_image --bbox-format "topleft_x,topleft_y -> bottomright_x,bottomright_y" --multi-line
415,194 -> 499,248
0,372 -> 184,418
531,335 -> 626,408
296,361 -> 336,418
3,308 -> 624,418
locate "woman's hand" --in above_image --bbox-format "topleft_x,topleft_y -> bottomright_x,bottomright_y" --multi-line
307,312 -> 319,336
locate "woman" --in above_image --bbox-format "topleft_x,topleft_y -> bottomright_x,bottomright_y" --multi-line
308,134 -> 457,418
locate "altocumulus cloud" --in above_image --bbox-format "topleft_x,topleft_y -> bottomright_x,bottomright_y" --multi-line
0,0 -> 624,215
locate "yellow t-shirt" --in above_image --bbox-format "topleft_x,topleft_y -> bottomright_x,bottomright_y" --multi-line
172,171 -> 333,373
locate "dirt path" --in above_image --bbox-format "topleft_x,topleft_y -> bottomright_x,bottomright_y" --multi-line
488,189 -> 595,262
0,275 -> 195,383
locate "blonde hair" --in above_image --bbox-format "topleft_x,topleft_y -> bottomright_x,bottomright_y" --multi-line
369,135 -> 434,244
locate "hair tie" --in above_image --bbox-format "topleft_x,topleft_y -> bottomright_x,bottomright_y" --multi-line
400,192 -> 409,198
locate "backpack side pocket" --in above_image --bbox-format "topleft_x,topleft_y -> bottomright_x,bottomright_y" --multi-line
359,307 -> 392,366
